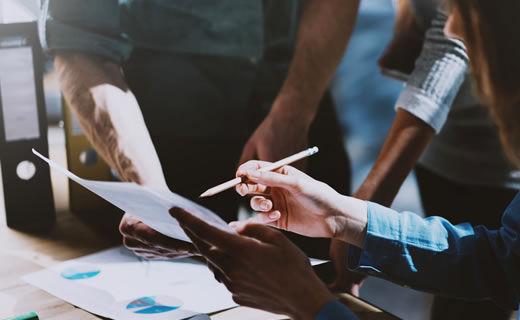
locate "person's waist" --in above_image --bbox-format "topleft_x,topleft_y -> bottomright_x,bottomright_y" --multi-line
419,131 -> 520,189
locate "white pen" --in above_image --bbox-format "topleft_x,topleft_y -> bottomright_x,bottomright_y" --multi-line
199,146 -> 319,198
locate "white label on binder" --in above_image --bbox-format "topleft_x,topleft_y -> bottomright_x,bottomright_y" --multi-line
0,46 -> 40,142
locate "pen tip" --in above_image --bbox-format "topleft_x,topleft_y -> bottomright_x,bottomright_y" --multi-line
199,190 -> 211,198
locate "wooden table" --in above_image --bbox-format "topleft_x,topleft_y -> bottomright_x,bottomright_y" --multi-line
0,128 -> 396,320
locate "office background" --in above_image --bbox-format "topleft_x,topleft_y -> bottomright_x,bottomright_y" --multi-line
1,0 -> 431,318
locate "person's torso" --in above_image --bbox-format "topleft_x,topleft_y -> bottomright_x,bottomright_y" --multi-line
119,0 -> 302,61
410,0 -> 520,189
117,0 -> 304,137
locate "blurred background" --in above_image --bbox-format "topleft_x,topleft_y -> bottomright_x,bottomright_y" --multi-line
331,0 -> 430,318
1,0 -> 431,318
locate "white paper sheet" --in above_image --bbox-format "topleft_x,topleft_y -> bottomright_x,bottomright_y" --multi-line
32,149 -> 234,243
23,246 -> 235,320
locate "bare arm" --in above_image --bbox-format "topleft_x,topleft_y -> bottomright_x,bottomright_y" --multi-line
355,109 -> 434,205
55,52 -> 167,189
275,0 -> 361,122
56,52 -> 196,258
329,109 -> 434,294
238,0 -> 360,164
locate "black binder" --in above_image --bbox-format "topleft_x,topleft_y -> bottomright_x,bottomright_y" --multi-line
0,22 -> 55,231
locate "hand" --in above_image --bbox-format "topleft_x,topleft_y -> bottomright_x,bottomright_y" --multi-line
238,105 -> 311,169
328,239 -> 366,296
119,213 -> 197,260
171,207 -> 336,320
233,161 -> 344,238
232,161 -> 368,246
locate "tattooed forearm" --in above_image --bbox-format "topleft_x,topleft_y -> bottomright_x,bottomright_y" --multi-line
55,52 -> 166,188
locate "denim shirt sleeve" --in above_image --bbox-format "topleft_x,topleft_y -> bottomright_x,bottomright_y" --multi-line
348,193 -> 520,310
395,11 -> 468,132
38,0 -> 132,63
315,300 -> 358,320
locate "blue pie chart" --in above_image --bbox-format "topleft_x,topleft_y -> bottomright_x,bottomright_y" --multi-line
126,296 -> 182,314
60,265 -> 101,280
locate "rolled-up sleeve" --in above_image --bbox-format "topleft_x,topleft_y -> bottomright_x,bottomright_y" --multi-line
348,195 -> 520,310
38,0 -> 132,63
395,11 -> 468,132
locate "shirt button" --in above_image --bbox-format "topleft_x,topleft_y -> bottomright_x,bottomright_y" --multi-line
249,57 -> 258,64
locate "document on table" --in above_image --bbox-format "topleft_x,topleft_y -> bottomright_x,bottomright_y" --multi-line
23,246 -> 236,320
32,149 -> 234,243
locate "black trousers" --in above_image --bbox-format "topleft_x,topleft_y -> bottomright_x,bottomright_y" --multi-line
415,165 -> 517,320
123,51 -> 351,260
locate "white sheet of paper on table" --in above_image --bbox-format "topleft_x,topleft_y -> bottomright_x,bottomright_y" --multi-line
23,246 -> 235,320
28,150 -> 329,319
32,149 -> 234,243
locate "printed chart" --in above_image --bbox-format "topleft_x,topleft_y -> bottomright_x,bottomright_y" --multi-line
23,246 -> 236,320
126,296 -> 182,314
60,265 -> 101,280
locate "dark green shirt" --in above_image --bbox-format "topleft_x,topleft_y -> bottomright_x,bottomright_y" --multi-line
39,0 -> 305,137
39,0 -> 302,64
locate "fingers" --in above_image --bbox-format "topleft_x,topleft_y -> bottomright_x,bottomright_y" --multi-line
228,210 -> 281,231
236,161 -> 273,197
120,214 -> 197,253
245,169 -> 301,192
250,196 -> 272,212
124,239 -> 193,260
170,207 -> 242,253
235,182 -> 269,197
182,227 -> 232,282
236,223 -> 286,244
236,160 -> 274,177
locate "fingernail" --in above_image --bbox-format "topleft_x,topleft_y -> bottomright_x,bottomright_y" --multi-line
260,201 -> 269,210
229,222 -> 239,230
269,211 -> 280,219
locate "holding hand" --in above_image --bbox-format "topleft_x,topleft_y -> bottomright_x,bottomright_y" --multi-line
119,213 -> 197,260
238,103 -> 311,170
234,161 -> 368,247
171,207 -> 336,320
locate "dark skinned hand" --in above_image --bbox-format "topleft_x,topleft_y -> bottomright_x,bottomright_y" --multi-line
119,213 -> 197,260
170,207 -> 337,320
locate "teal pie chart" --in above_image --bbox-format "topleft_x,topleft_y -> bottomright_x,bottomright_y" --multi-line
126,296 -> 182,314
60,265 -> 101,280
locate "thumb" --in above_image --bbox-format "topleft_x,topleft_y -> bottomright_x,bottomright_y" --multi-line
238,138 -> 257,167
229,211 -> 281,231
237,223 -> 284,244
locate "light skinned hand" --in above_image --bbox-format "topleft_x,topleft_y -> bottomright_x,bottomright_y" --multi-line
170,207 -> 336,320
233,160 -> 368,247
119,213 -> 197,260
234,161 -> 342,238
